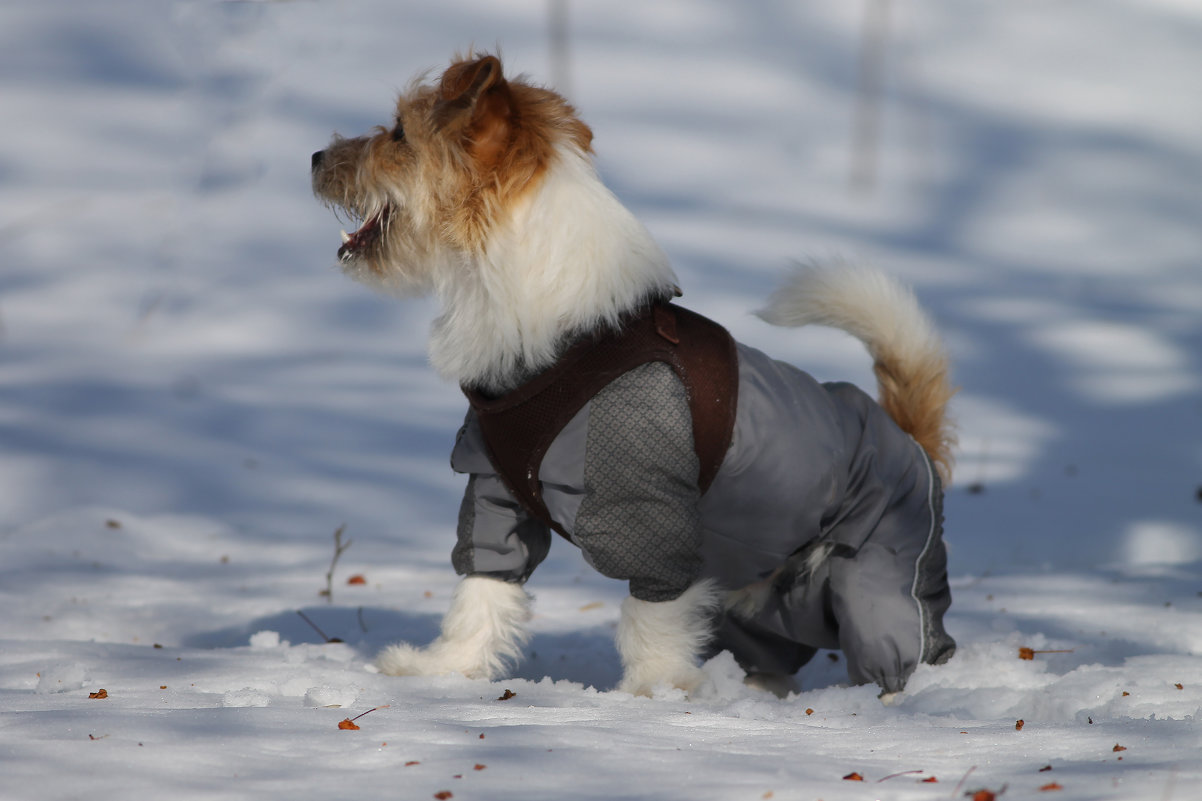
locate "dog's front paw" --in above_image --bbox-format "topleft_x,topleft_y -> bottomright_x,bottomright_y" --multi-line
617,663 -> 709,698
375,639 -> 493,679
376,642 -> 441,677
376,576 -> 532,680
615,581 -> 720,698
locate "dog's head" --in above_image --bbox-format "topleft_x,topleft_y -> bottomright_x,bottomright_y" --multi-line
311,54 -> 594,292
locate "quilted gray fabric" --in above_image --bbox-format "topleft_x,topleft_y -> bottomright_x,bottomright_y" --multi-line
572,362 -> 702,602
447,340 -> 955,692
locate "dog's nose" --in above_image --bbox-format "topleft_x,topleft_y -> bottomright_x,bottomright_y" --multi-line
311,150 -> 325,172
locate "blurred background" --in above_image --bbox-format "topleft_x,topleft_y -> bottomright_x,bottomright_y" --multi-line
1,0 -> 1199,577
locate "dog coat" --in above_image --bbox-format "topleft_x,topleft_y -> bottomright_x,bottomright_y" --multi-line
463,302 -> 738,540
449,303 -> 955,692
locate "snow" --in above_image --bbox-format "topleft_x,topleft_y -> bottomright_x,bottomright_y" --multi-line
2,1 -> 1200,799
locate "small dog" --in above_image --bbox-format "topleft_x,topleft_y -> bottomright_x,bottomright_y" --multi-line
311,53 -> 957,697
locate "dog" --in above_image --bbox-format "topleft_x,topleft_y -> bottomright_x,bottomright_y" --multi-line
311,53 -> 957,697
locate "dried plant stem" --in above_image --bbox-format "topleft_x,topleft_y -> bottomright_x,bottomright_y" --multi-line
296,609 -> 341,643
321,524 -> 351,603
851,0 -> 891,192
548,0 -> 571,96
350,705 -> 390,723
952,766 -> 976,798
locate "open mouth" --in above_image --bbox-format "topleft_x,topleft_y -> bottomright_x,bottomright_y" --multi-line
337,205 -> 391,263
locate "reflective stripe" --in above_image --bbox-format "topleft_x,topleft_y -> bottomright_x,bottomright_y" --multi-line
909,443 -> 938,665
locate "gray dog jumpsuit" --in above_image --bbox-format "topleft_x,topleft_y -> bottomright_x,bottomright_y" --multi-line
448,306 -> 955,694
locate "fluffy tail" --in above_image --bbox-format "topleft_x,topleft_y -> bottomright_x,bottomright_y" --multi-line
757,262 -> 956,483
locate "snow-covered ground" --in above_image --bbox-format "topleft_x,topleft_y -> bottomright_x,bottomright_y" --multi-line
2,1 -> 1200,799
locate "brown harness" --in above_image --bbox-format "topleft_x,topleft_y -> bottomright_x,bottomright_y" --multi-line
463,302 -> 739,539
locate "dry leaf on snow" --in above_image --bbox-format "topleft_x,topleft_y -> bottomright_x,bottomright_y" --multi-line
1019,646 -> 1074,660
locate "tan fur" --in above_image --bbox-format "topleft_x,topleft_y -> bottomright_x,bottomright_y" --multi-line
311,52 -> 676,392
312,53 -> 957,695
873,347 -> 957,485
757,263 -> 957,485
313,53 -> 956,474
311,52 -> 593,285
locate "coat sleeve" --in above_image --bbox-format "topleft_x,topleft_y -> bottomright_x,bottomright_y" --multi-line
571,362 -> 704,602
449,412 -> 551,583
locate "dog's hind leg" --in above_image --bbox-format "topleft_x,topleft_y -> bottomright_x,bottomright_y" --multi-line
376,575 -> 532,680
616,579 -> 721,697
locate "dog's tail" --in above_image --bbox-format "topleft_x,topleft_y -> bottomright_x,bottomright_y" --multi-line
757,262 -> 956,483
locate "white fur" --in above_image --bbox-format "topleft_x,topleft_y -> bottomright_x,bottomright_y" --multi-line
744,671 -> 798,698
757,261 -> 943,373
616,579 -> 721,697
724,541 -> 839,620
376,575 -> 531,680
428,144 -> 678,392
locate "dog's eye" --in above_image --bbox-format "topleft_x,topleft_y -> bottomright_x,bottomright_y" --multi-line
391,123 -> 405,142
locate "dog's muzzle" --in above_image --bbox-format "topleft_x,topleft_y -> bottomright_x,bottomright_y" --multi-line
311,150 -> 325,173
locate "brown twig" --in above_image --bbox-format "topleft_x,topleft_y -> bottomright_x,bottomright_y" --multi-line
1019,647 -> 1075,660
338,705 -> 390,731
952,766 -> 977,798
850,0 -> 891,193
350,705 -> 390,723
296,609 -> 343,643
357,605 -> 369,633
548,0 -> 571,96
320,524 -> 351,603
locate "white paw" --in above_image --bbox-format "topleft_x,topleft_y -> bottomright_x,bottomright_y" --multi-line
375,642 -> 445,677
375,640 -> 490,679
618,664 -> 709,698
375,576 -> 532,681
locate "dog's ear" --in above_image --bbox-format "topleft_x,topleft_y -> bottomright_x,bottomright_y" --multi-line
434,55 -> 513,166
